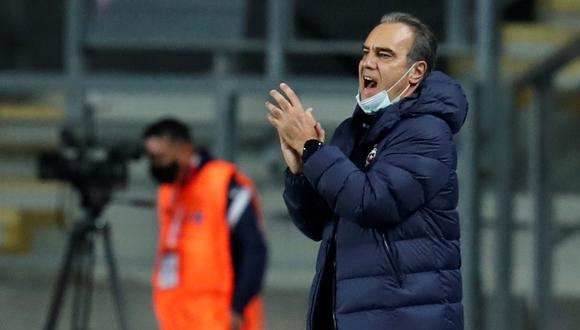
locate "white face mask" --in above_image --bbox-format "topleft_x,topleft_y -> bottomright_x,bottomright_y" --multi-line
355,63 -> 416,114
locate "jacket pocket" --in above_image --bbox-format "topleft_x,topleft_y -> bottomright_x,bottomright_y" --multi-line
380,232 -> 404,287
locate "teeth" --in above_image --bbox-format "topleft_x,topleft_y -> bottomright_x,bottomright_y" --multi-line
363,76 -> 376,88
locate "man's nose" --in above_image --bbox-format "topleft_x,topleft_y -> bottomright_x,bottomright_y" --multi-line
361,54 -> 377,69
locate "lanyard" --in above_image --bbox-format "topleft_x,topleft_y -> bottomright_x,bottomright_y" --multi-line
165,187 -> 185,250
163,156 -> 200,250
165,189 -> 184,250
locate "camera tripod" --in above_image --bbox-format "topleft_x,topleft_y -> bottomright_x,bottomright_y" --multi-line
43,211 -> 128,330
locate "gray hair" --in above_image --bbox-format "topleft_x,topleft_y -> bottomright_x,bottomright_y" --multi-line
380,12 -> 437,73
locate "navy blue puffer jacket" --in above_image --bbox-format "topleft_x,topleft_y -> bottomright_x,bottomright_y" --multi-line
284,71 -> 468,330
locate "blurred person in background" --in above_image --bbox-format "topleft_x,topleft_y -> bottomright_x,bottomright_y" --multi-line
266,12 -> 467,330
143,118 -> 267,330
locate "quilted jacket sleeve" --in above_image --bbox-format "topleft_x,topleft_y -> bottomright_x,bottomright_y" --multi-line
283,169 -> 333,241
302,115 -> 454,228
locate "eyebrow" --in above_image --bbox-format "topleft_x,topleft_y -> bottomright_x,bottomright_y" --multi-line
362,45 -> 396,56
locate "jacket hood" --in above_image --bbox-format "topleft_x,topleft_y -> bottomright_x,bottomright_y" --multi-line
398,71 -> 468,134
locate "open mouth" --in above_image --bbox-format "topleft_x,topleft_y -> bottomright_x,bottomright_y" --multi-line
361,75 -> 379,98
363,76 -> 377,89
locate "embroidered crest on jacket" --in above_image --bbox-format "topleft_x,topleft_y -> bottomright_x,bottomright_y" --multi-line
365,144 -> 378,168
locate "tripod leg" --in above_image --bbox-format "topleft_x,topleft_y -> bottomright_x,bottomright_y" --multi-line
44,222 -> 86,330
101,223 -> 129,330
70,230 -> 96,330
70,238 -> 85,330
81,234 -> 96,330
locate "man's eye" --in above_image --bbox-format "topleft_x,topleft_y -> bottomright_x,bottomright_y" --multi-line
378,52 -> 391,58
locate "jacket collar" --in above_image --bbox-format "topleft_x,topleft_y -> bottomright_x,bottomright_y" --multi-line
347,71 -> 468,145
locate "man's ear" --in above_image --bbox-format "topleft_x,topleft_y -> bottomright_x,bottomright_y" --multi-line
409,61 -> 427,84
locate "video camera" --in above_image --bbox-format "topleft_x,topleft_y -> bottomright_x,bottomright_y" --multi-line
38,128 -> 142,217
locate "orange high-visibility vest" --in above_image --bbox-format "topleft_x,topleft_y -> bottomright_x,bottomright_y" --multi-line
153,160 -> 264,330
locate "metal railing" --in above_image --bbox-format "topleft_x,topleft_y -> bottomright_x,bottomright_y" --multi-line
0,0 -> 478,159
506,34 -> 580,330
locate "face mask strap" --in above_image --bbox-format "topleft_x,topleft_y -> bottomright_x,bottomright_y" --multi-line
392,83 -> 412,103
386,62 -> 417,94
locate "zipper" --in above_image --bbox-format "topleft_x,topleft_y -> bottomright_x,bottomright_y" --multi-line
308,220 -> 338,330
308,253 -> 325,329
381,232 -> 403,286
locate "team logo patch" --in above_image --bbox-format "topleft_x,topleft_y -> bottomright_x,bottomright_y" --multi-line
365,144 -> 378,168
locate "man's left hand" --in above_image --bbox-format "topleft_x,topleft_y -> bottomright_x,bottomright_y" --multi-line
266,83 -> 323,155
232,312 -> 244,330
